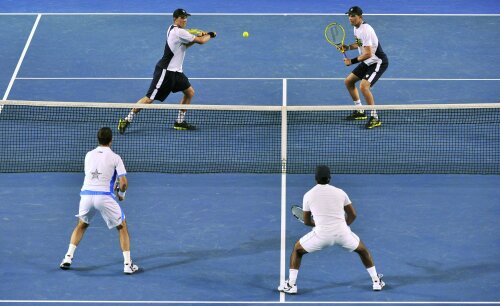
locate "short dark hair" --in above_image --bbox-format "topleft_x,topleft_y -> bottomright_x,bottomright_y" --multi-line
173,8 -> 191,19
346,6 -> 363,16
97,127 -> 112,145
315,165 -> 331,184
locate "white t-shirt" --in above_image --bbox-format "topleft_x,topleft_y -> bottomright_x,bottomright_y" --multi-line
81,146 -> 126,193
165,26 -> 196,72
303,184 -> 352,233
354,23 -> 382,66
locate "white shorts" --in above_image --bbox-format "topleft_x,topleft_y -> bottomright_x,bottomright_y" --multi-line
76,195 -> 125,229
299,226 -> 360,253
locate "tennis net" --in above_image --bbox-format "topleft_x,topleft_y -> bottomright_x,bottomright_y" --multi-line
1,100 -> 499,174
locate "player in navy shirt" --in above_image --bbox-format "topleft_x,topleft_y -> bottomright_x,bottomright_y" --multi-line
118,8 -> 215,133
342,6 -> 389,129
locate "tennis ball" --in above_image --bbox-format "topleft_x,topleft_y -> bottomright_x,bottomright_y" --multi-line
242,31 -> 249,38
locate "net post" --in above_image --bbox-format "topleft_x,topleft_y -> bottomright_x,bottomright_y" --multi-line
279,78 -> 288,302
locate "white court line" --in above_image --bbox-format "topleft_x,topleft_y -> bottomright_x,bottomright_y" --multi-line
13,77 -> 500,81
0,13 -> 499,16
279,79 -> 288,303
0,300 -> 497,304
2,14 -> 41,101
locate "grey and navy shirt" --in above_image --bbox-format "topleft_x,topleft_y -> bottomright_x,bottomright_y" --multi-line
157,25 -> 196,72
353,23 -> 388,66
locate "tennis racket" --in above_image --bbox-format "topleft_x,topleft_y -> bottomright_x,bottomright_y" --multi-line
291,205 -> 314,224
324,22 -> 347,58
187,28 -> 217,38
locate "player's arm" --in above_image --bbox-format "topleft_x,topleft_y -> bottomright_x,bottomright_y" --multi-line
344,204 -> 357,225
193,34 -> 212,44
342,42 -> 358,52
116,176 -> 128,201
344,45 -> 372,66
303,211 -> 315,227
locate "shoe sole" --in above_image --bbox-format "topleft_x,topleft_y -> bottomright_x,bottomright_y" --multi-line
366,122 -> 382,129
60,263 -> 71,270
346,117 -> 368,120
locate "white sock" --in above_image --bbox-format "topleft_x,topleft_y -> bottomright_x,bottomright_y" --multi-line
367,266 -> 379,282
123,251 -> 131,265
66,244 -> 77,258
176,111 -> 186,123
370,110 -> 378,119
353,100 -> 363,113
125,111 -> 135,122
288,269 -> 299,285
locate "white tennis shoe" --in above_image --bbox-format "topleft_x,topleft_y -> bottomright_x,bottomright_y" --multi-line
124,262 -> 139,274
59,255 -> 72,270
372,274 -> 385,291
278,280 -> 297,294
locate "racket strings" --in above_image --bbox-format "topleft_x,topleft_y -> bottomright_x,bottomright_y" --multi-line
326,26 -> 343,45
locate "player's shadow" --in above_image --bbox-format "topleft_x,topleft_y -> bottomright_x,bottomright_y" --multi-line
135,237 -> 281,271
299,259 -> 500,295
388,260 -> 500,288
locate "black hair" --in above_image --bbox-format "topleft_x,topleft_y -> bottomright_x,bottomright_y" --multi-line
97,127 -> 112,145
315,165 -> 331,185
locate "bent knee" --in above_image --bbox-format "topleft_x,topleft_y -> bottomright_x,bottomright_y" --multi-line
294,241 -> 308,255
184,87 -> 195,98
344,78 -> 355,87
359,81 -> 371,92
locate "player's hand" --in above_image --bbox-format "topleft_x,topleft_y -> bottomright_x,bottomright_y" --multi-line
341,44 -> 349,53
208,32 -> 216,38
343,57 -> 352,66
114,181 -> 125,201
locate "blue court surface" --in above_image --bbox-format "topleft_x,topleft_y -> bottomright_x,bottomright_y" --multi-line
1,0 -> 499,304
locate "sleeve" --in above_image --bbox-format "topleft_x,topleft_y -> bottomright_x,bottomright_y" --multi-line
343,190 -> 352,206
115,155 -> 127,177
302,192 -> 311,212
178,28 -> 196,43
360,26 -> 374,48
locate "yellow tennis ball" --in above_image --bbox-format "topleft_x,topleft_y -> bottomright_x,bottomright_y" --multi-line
242,31 -> 249,38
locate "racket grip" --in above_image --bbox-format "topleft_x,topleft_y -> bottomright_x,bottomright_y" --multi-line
208,32 -> 216,38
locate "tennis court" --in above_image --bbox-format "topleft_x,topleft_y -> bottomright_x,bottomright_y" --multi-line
1,0 -> 499,304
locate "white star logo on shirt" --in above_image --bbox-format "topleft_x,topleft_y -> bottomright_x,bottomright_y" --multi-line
91,169 -> 102,179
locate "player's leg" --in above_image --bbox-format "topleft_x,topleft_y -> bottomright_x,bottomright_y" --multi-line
96,196 -> 139,274
290,240 -> 308,270
354,240 -> 385,291
118,65 -> 168,134
60,196 -> 94,269
60,220 -> 89,269
116,220 -> 139,274
279,231 -> 328,294
174,86 -> 195,130
344,73 -> 367,120
118,96 -> 154,134
362,62 -> 388,129
278,240 -> 306,294
173,73 -> 196,130
359,80 -> 381,129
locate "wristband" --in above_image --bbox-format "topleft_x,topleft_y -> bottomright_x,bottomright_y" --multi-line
350,57 -> 359,64
118,190 -> 126,198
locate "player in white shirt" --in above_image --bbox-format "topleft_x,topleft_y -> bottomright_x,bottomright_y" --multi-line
59,127 -> 139,274
118,8 -> 216,133
342,6 -> 389,129
278,165 -> 384,294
